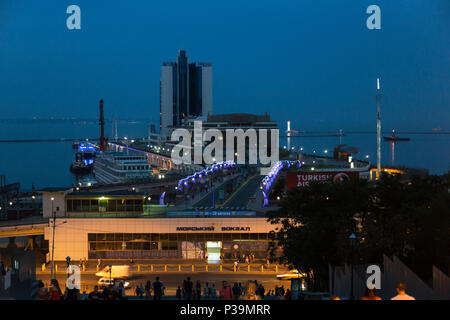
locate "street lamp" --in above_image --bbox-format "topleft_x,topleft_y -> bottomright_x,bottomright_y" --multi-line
49,219 -> 68,282
50,197 -> 55,280
349,233 -> 356,300
31,195 -> 36,214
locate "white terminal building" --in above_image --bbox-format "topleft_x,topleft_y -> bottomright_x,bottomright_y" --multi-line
40,188 -> 279,262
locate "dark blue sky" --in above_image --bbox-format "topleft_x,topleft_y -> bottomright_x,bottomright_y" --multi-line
0,0 -> 449,132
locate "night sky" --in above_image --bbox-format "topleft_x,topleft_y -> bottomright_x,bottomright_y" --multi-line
0,0 -> 449,132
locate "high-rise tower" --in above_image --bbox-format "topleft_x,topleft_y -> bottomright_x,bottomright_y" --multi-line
160,50 -> 212,138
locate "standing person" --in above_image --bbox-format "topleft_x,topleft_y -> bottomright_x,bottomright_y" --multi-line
195,280 -> 202,300
88,286 -> 102,300
257,283 -> 265,299
103,285 -> 117,300
203,282 -> 210,299
145,280 -> 152,300
37,281 -> 49,300
49,279 -> 62,300
117,281 -> 127,300
210,283 -> 217,299
391,282 -> 415,300
183,277 -> 193,300
139,283 -> 145,298
135,285 -> 141,297
232,282 -> 241,300
220,281 -> 233,300
176,286 -> 182,299
361,288 -> 382,300
152,276 -> 163,300
241,281 -> 261,300
284,289 -> 293,300
64,284 -> 80,300
274,285 -> 279,297
0,261 -> 5,276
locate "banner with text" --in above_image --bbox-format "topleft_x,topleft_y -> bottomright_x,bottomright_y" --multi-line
287,171 -> 360,189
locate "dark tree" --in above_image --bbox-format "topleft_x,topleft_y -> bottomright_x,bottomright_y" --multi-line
268,173 -> 450,290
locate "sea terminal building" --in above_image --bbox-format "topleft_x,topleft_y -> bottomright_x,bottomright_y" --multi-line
41,189 -> 279,262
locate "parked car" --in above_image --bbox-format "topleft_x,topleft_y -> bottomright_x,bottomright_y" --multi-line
97,277 -> 130,289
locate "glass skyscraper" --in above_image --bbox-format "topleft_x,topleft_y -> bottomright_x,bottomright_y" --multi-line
160,50 -> 212,138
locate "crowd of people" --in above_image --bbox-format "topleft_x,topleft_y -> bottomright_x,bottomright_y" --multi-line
37,277 -> 416,301
173,277 -> 292,300
330,282 -> 416,300
37,279 -> 80,300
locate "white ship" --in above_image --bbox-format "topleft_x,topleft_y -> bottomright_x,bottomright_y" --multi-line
93,152 -> 153,184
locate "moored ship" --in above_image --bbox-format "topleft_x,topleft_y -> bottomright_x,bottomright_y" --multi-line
70,143 -> 96,175
93,152 -> 153,184
383,130 -> 410,142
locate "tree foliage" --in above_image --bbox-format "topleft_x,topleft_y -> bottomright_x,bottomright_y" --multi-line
267,174 -> 450,289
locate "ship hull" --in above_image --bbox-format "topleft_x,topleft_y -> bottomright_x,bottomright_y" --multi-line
70,164 -> 93,175
383,137 -> 410,142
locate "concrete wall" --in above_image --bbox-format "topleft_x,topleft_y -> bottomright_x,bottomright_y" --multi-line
42,192 -> 67,218
160,65 -> 174,138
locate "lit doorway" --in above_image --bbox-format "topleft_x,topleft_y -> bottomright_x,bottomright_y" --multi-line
206,241 -> 221,264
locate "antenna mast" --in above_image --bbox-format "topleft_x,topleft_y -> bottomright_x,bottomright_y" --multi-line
376,78 -> 381,179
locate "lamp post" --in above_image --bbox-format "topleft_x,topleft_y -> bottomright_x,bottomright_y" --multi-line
49,195 -> 67,282
50,197 -> 55,281
349,233 -> 356,300
31,195 -> 36,215
124,137 -> 128,155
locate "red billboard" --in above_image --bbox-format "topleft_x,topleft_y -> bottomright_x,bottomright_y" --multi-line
287,171 -> 360,189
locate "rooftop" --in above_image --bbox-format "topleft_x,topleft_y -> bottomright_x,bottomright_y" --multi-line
206,113 -> 273,124
66,190 -> 148,197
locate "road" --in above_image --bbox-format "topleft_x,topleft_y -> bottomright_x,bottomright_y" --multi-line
220,175 -> 262,208
191,175 -> 239,208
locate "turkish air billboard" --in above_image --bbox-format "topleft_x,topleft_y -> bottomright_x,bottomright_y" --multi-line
287,171 -> 360,189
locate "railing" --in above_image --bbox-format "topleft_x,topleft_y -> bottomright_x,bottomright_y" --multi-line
40,262 -> 286,274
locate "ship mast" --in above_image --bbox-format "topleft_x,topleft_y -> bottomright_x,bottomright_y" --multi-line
99,99 -> 108,152
376,78 -> 381,179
